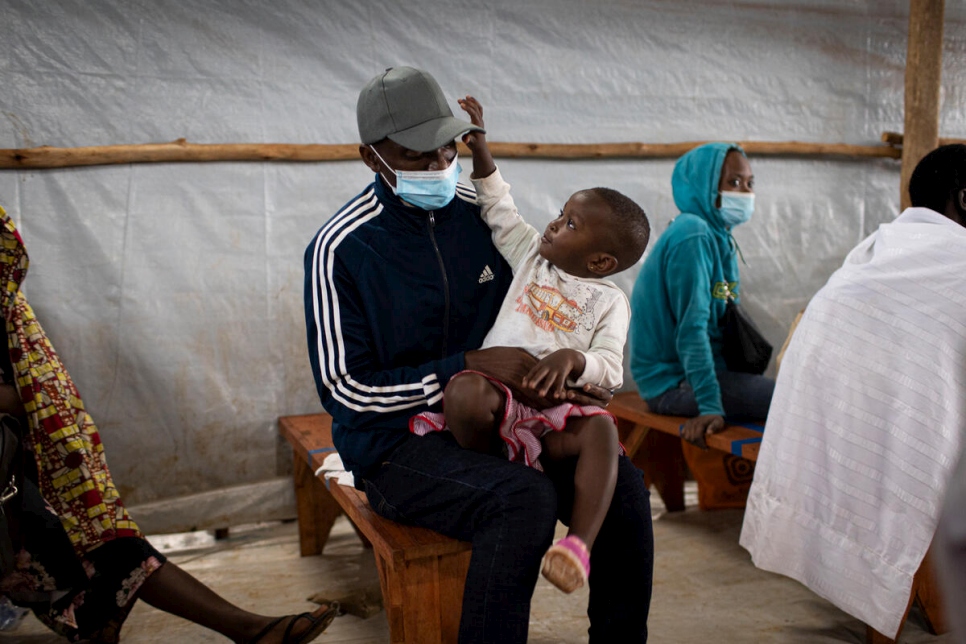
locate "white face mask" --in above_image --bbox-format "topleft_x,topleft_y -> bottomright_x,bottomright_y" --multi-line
369,146 -> 461,210
719,191 -> 755,228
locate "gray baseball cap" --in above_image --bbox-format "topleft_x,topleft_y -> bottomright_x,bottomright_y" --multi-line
357,66 -> 484,152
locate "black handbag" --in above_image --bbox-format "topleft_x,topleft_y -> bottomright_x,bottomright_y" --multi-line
720,289 -> 773,375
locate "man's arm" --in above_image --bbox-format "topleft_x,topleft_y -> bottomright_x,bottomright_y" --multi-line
305,230 -> 464,433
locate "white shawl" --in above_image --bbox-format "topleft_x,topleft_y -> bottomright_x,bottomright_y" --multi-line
740,207 -> 966,638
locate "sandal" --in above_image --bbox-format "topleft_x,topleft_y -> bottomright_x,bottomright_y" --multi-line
541,535 -> 590,594
247,602 -> 340,644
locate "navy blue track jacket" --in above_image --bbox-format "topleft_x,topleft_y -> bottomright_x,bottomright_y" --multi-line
304,175 -> 513,477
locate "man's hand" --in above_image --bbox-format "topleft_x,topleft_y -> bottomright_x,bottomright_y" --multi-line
464,347 -> 554,409
457,96 -> 496,179
523,349 -> 585,400
564,382 -> 613,408
680,414 -> 725,449
465,347 -> 612,409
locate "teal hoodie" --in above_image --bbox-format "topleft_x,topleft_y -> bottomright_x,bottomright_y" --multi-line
629,142 -> 743,416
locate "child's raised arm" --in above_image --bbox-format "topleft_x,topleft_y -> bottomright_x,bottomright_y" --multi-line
458,96 -> 496,180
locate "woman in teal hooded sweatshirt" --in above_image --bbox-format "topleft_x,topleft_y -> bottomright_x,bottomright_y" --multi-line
628,142 -> 774,447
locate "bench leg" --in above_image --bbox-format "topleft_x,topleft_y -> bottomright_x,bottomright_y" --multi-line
913,545 -> 947,634
631,425 -> 688,512
376,549 -> 470,644
617,418 -> 650,463
293,453 -> 343,556
865,544 -> 948,643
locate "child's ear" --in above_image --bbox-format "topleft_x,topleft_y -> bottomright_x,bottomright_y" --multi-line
587,253 -> 618,276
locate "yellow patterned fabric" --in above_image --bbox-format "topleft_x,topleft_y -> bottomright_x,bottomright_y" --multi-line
0,206 -> 142,557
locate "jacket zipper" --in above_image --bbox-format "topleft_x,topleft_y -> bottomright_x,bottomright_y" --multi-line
428,211 -> 450,358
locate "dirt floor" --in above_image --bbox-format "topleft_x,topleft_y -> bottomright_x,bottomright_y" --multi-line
4,482 -> 954,643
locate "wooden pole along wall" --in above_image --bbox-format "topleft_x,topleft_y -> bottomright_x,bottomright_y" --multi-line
899,0 -> 945,210
0,138 -> 902,170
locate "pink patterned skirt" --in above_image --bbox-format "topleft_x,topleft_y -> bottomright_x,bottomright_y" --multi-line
410,370 -> 619,471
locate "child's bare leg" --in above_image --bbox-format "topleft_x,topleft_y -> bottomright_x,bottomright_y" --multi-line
542,415 -> 620,549
443,372 -> 505,455
539,415 -> 619,593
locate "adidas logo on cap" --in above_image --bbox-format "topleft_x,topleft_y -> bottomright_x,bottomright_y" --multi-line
478,265 -> 494,284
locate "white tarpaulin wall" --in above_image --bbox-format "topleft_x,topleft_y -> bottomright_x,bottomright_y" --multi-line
1,0 -> 964,533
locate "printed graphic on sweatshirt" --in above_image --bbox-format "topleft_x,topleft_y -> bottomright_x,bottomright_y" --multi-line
478,265 -> 495,283
517,281 -> 602,334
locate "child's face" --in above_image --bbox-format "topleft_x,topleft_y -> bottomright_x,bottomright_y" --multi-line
538,191 -> 613,277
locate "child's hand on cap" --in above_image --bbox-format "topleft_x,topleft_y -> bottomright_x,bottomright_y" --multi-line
458,95 -> 486,149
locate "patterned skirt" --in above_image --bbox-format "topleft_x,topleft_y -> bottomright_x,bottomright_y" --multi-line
410,370 -> 619,471
0,208 -> 166,643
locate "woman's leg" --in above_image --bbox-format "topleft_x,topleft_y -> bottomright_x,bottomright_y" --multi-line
646,380 -> 699,416
540,416 -> 619,550
718,372 -> 775,420
443,372 -> 506,455
647,372 -> 775,420
136,562 -> 335,644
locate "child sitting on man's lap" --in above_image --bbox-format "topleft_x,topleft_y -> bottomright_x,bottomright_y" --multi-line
411,96 -> 650,594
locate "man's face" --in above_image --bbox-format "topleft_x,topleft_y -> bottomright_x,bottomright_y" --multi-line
361,139 -> 458,188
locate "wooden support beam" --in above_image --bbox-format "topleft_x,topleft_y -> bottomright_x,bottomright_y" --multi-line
881,131 -> 965,147
0,138 -> 900,170
899,0 -> 945,210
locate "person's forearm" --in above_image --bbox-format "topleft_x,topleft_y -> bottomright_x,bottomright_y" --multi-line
470,136 -> 497,179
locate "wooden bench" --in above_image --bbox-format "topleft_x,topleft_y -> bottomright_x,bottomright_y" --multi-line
609,391 -> 763,512
279,413 -> 471,644
607,391 -> 946,643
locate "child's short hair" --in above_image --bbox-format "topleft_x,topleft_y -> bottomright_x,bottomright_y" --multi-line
586,187 -> 651,273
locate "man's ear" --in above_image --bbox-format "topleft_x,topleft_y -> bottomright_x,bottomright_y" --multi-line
957,188 -> 966,212
587,253 -> 618,276
359,145 -> 381,173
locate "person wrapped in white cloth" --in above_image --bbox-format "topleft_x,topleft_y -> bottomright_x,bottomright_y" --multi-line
411,96 -> 650,596
740,144 -> 966,639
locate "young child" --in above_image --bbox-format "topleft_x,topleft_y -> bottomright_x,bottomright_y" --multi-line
410,96 -> 650,594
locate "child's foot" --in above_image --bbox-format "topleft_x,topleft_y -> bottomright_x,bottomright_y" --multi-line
541,535 -> 590,593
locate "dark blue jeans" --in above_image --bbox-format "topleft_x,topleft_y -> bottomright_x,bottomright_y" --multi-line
360,431 -> 653,644
646,371 -> 775,420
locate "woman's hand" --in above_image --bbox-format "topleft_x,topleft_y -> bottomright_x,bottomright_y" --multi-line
680,414 -> 725,449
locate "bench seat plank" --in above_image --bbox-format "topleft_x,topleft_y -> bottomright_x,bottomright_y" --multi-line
610,392 -> 763,461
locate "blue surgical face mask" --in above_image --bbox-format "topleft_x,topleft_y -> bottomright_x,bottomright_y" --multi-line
369,146 -> 461,210
719,191 -> 755,228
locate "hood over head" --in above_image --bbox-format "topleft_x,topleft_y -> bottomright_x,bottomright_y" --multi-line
671,142 -> 745,229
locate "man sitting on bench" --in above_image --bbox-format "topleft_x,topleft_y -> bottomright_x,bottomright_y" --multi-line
302,66 -> 654,644
740,144 -> 966,639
